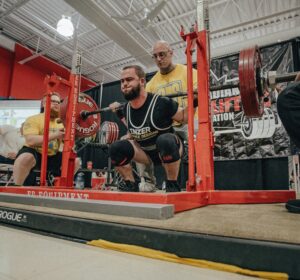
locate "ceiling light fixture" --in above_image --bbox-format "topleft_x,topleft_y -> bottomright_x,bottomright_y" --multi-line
56,15 -> 74,37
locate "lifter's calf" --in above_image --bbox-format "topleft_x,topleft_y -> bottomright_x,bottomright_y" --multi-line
156,133 -> 183,192
13,153 -> 36,185
109,140 -> 139,192
115,164 -> 135,182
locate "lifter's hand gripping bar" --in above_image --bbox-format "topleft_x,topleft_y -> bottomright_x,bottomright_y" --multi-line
80,103 -> 125,120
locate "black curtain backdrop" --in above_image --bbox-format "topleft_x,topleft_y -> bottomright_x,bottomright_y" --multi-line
82,38 -> 299,190
214,157 -> 289,190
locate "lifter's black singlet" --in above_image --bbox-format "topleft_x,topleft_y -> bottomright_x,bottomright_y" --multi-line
124,94 -> 178,152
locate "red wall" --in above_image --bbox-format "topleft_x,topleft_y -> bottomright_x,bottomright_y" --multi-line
0,43 -> 96,100
0,47 -> 14,98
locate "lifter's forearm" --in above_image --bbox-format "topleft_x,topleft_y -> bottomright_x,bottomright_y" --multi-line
25,131 -> 63,147
171,107 -> 188,124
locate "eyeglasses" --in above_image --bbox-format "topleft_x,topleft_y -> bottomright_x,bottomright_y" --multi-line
152,51 -> 169,60
51,100 -> 60,105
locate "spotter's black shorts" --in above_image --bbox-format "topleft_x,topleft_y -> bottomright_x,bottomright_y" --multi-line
16,146 -> 62,176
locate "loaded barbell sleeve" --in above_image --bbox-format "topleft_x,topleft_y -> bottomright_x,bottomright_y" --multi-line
199,71 -> 298,92
270,72 -> 298,84
208,71 -> 298,92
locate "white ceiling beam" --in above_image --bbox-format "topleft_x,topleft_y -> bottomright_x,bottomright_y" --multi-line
19,28 -> 97,64
58,40 -> 114,64
0,34 -> 15,51
64,0 -> 154,67
0,0 -> 30,19
103,0 -> 155,47
211,6 -> 300,38
211,26 -> 300,58
4,14 -> 118,80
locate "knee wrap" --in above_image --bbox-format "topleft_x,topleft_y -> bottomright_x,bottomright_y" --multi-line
156,133 -> 181,163
109,140 -> 134,166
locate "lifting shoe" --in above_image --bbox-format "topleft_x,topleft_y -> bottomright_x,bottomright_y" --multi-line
119,180 -> 139,192
165,180 -> 181,192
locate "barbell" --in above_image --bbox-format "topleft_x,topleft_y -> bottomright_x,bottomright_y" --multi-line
59,45 -> 298,138
169,46 -> 297,117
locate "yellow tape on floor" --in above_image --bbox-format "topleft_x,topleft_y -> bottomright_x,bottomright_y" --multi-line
88,239 -> 288,280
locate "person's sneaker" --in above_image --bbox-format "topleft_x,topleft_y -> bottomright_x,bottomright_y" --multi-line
286,199 -> 300,214
165,180 -> 181,192
139,177 -> 157,192
119,180 -> 139,192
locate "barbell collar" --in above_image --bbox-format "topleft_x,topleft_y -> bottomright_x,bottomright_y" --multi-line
274,72 -> 298,83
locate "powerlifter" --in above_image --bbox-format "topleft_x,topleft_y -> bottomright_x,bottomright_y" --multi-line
277,72 -> 300,149
109,65 -> 198,192
277,72 -> 300,213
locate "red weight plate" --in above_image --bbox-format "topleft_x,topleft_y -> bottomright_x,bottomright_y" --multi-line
76,94 -> 101,138
238,49 -> 247,112
248,47 -> 256,115
109,122 -> 118,144
107,122 -> 113,144
113,122 -> 119,142
109,122 -> 114,144
241,48 -> 253,116
109,122 -> 116,144
255,48 -> 264,116
248,47 -> 260,116
110,122 -> 119,143
239,48 -> 251,115
238,46 -> 264,117
251,46 -> 264,117
101,121 -> 119,144
60,94 -> 101,138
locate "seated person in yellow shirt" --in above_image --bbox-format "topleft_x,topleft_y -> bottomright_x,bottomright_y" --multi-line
12,93 -> 80,186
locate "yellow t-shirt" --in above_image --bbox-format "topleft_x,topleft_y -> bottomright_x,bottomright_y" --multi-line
23,113 -> 64,156
146,64 -> 198,108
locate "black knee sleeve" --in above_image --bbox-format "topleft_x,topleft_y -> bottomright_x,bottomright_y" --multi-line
156,133 -> 181,163
109,140 -> 134,166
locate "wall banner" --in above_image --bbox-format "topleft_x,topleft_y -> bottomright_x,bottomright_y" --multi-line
210,42 -> 293,160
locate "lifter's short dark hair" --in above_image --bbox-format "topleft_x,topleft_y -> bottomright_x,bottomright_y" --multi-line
122,65 -> 145,79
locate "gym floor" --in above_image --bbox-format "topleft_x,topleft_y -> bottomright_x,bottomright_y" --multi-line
0,225 -> 257,280
1,200 -> 300,279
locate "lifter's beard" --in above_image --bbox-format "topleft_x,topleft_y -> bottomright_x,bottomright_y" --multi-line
50,109 -> 59,119
124,84 -> 141,101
